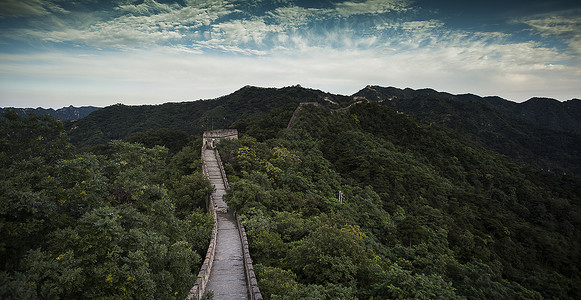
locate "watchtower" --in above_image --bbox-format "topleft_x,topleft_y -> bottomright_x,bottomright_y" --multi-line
203,129 -> 238,149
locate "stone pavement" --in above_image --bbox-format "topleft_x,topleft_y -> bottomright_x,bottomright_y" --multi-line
204,149 -> 229,213
203,149 -> 248,299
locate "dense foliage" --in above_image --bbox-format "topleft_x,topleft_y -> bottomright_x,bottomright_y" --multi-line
0,106 -> 100,121
217,102 -> 581,299
354,86 -> 581,174
0,111 -> 213,299
66,85 -> 581,176
66,86 -> 349,151
3,85 -> 580,299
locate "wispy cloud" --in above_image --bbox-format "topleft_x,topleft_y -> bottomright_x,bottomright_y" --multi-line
116,0 -> 177,16
267,5 -> 324,27
210,19 -> 281,46
4,1 -> 236,49
27,18 -> 183,49
334,0 -> 411,16
522,13 -> 581,58
1,31 -> 576,108
0,0 -> 68,17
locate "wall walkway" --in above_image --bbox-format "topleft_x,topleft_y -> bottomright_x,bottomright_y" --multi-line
203,148 -> 248,299
187,131 -> 262,300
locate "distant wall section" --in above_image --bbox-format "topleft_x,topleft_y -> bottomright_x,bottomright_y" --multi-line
203,129 -> 238,149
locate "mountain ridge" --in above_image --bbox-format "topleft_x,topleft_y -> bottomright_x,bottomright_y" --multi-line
353,85 -> 581,174
0,105 -> 101,121
66,85 -> 351,148
59,84 -> 581,174
355,85 -> 581,133
217,98 -> 581,299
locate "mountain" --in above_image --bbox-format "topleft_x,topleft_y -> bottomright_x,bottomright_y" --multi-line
1,105 -> 101,121
517,97 -> 581,133
66,85 -> 351,149
65,84 -> 580,174
354,85 -> 581,133
217,100 -> 581,299
353,86 -> 581,174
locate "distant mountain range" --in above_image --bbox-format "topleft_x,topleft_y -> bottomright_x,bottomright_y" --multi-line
354,86 -> 581,174
8,85 -> 575,174
355,85 -> 581,134
64,85 -> 351,148
1,105 -> 100,120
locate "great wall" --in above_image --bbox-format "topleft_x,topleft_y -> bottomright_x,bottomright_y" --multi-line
187,101 -> 365,299
186,129 -> 262,300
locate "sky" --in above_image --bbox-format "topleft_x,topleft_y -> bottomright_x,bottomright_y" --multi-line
1,0 -> 580,108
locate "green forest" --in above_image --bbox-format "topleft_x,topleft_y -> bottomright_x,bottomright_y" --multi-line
218,103 -> 581,299
1,111 -> 214,299
354,86 -> 581,175
2,85 -> 581,299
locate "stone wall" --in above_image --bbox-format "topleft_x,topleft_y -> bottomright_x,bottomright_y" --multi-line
287,102 -> 319,129
235,214 -> 263,300
203,129 -> 238,149
187,136 -> 262,300
186,194 -> 217,300
215,149 -> 229,190
186,147 -> 218,300
215,150 -> 263,300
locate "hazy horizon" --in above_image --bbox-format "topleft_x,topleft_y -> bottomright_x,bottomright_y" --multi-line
2,83 -> 581,110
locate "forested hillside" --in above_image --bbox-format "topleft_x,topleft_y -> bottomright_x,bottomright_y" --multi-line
354,86 -> 581,174
0,106 -> 100,121
66,85 -> 350,151
0,111 -> 214,298
217,102 -> 581,299
66,85 -> 581,175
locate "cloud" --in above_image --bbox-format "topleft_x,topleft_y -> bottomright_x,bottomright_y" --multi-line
1,0 -> 579,108
267,5 -> 324,27
210,19 -> 282,46
266,0 -> 412,28
0,0 -> 448,54
2,29 -> 578,109
0,0 -> 68,17
157,1 -> 237,26
398,20 -> 444,31
22,15 -> 183,48
193,41 -> 268,55
523,13 -> 581,36
334,0 -> 411,17
522,14 -> 581,58
116,0 -> 176,16
9,1 -> 237,49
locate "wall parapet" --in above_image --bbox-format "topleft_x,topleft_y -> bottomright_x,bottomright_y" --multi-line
203,129 -> 238,139
186,147 -> 218,300
235,213 -> 263,300
214,149 -> 229,190
214,146 -> 262,300
287,102 -> 319,129
203,129 -> 238,149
